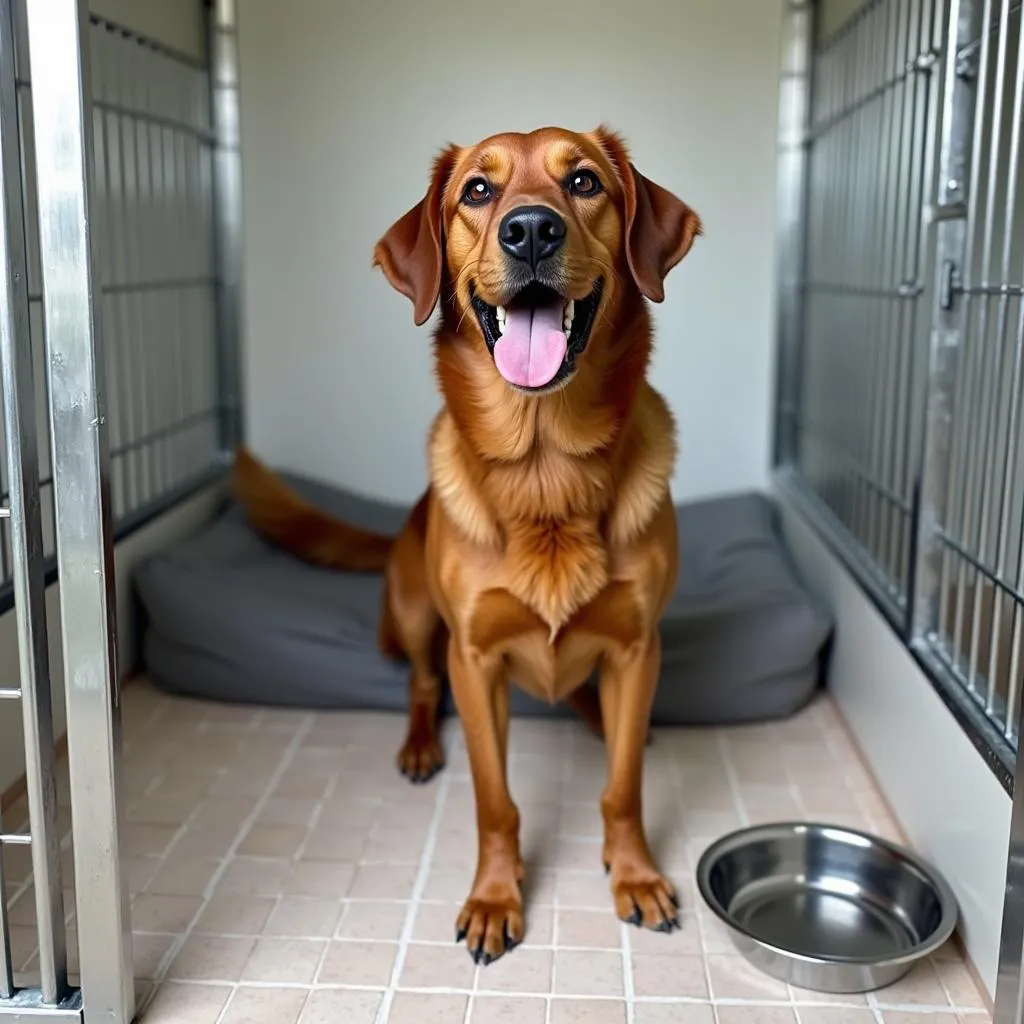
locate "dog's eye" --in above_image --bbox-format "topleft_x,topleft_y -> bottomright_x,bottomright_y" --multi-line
567,170 -> 602,197
462,178 -> 493,205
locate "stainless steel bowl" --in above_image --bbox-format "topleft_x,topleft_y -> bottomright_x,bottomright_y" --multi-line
696,822 -> 958,994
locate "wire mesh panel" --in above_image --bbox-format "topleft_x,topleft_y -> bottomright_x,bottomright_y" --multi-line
916,0 -> 1024,750
777,0 -> 1024,781
784,0 -> 945,615
0,0 -> 224,603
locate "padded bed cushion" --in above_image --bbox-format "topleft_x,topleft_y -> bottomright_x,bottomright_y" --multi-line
134,475 -> 832,725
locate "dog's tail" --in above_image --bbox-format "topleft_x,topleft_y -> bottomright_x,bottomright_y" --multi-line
232,447 -> 394,572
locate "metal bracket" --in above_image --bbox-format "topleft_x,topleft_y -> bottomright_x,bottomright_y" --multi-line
939,260 -> 961,311
910,49 -> 940,73
955,45 -> 979,81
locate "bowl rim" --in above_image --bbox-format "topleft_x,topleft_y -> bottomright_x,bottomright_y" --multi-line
695,820 -> 959,969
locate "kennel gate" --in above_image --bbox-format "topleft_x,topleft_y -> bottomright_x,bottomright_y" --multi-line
0,0 -> 241,1020
776,0 -> 1024,1020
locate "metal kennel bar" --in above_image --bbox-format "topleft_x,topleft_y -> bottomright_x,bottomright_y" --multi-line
0,0 -> 71,1014
19,0 -> 135,1022
209,0 -> 244,453
996,705 -> 1024,1024
774,0 -> 813,472
0,0 -> 158,1019
775,0 -> 1024,786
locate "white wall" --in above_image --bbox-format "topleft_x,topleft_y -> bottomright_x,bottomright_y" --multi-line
237,0 -> 784,505
776,483 -> 1011,1000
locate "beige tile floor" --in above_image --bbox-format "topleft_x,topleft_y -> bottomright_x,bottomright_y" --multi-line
2,679 -> 991,1024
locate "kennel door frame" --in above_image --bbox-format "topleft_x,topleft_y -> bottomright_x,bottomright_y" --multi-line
0,0 -> 73,1014
23,0 -> 135,1021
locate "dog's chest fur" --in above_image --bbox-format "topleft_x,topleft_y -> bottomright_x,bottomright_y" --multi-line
429,388 -> 676,639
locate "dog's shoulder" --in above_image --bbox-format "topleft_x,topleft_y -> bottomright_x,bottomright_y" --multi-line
428,410 -> 502,549
606,383 -> 678,548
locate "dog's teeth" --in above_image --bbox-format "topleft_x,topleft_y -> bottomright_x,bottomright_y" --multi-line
496,306 -> 506,335
563,300 -> 575,333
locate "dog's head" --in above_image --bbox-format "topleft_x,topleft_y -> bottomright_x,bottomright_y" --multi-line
373,126 -> 701,395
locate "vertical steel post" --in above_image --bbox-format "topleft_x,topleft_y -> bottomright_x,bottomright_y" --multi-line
24,1 -> 134,1022
996,723 -> 1024,1024
908,0 -> 980,646
773,0 -> 814,469
209,0 -> 244,453
0,0 -> 67,1007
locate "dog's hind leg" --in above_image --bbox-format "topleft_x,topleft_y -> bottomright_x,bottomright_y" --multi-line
379,493 -> 447,784
566,686 -> 604,738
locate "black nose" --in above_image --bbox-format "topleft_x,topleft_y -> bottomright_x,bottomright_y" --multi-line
498,205 -> 566,270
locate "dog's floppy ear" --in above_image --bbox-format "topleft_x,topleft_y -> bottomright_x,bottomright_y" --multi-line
372,145 -> 459,326
593,127 -> 702,303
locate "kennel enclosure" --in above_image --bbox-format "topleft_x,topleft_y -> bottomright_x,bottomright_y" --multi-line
0,0 -> 1022,1019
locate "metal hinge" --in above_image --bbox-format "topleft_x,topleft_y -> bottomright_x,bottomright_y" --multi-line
955,45 -> 979,81
909,49 -> 940,73
940,259 -> 961,311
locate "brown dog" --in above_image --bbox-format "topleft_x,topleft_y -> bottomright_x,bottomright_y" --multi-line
234,126 -> 701,964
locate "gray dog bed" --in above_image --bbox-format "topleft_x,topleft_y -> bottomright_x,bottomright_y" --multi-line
133,474 -> 832,725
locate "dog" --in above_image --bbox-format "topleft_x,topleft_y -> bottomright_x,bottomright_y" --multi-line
233,125 -> 701,964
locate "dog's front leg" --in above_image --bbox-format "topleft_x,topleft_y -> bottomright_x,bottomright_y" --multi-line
449,639 -> 524,964
599,633 -> 679,931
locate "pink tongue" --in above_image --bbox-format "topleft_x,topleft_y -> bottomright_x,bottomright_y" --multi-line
493,301 -> 567,389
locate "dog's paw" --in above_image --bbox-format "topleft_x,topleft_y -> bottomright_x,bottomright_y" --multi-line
610,869 -> 680,932
396,734 -> 445,784
455,894 -> 525,965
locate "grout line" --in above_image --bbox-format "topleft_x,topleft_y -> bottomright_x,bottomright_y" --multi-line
100,921 -> 989,1009
117,975 -> 990,1012
716,731 -> 751,830
546,725 -> 578,1024
141,711 -> 317,1020
265,763 -> 348,1024
374,763 -> 453,1024
621,919 -> 636,1023
619,711 -> 638,1024
702,731 -> 725,1024
719,727 -> 793,1013
546,896 -> 559,1024
867,989 -> 888,1024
